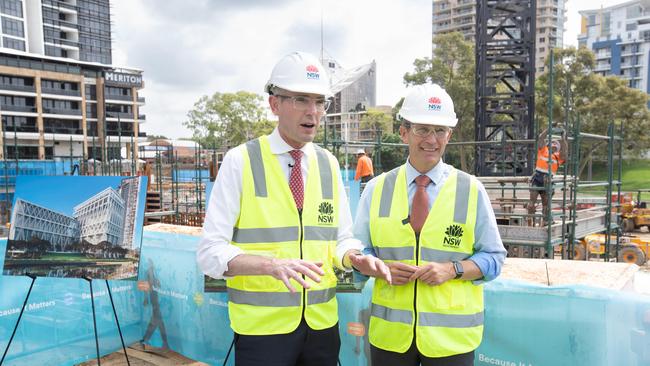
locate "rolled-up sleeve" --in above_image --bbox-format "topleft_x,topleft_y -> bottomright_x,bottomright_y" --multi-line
469,181 -> 507,283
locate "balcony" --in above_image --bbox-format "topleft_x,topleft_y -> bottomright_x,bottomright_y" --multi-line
139,132 -> 147,137
42,0 -> 78,11
43,18 -> 78,30
0,84 -> 36,93
106,112 -> 134,119
43,127 -> 83,135
105,129 -> 137,136
42,107 -> 82,116
104,93 -> 132,101
41,87 -> 81,97
138,114 -> 146,120
48,38 -> 80,48
2,126 -> 38,133
1,105 -> 37,113
137,96 -> 145,103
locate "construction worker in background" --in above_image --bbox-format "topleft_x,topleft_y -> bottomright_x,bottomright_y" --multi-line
354,148 -> 374,183
527,125 -> 568,226
197,51 -> 390,366
352,84 -> 506,366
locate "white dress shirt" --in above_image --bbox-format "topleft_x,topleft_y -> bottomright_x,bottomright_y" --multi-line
197,128 -> 364,279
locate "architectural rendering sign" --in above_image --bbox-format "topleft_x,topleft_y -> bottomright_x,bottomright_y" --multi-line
3,176 -> 147,280
105,71 -> 143,88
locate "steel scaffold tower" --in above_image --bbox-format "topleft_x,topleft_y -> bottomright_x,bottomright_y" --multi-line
475,0 -> 536,176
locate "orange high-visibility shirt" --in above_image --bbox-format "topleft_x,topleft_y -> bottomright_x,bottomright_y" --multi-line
355,155 -> 374,181
535,146 -> 564,174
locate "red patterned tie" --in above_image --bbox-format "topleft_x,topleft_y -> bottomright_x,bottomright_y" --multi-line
288,150 -> 304,210
410,175 -> 431,233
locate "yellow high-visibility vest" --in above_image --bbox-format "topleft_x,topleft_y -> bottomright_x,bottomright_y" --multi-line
226,135 -> 340,335
368,165 -> 483,357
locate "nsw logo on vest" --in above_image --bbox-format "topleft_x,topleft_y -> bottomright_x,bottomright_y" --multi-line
443,224 -> 464,248
306,65 -> 320,80
318,201 -> 334,225
428,96 -> 442,111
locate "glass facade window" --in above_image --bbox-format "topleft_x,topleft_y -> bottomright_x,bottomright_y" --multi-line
42,98 -> 80,111
0,74 -> 31,86
85,102 -> 97,117
2,16 -> 23,37
77,0 -> 111,64
0,95 -> 33,106
106,104 -> 132,114
1,0 -> 23,18
5,146 -> 52,160
43,118 -> 81,134
2,36 -> 24,50
2,115 -> 37,132
105,86 -> 131,97
44,45 -> 68,58
41,79 -> 79,92
85,84 -> 96,99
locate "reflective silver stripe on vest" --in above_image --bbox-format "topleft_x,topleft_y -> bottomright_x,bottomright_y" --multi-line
420,247 -> 469,263
371,303 -> 413,325
232,226 -> 299,243
246,139 -> 267,197
375,246 -> 414,261
303,226 -> 337,241
454,171 -> 471,224
228,288 -> 302,307
314,146 -> 333,200
307,287 -> 336,305
379,168 -> 400,217
418,311 -> 484,328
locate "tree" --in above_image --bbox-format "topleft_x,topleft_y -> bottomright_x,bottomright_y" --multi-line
375,133 -> 408,173
360,108 -> 393,135
183,91 -> 267,149
403,32 -> 476,171
147,134 -> 169,141
536,47 -> 650,176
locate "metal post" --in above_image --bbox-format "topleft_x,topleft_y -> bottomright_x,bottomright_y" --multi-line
604,123 -> 615,261
545,49 -> 554,257
117,115 -> 122,176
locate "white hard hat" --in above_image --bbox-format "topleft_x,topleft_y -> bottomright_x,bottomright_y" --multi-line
264,51 -> 333,97
356,149 -> 365,154
398,84 -> 457,127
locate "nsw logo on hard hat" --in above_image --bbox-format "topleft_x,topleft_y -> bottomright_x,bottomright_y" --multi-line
428,97 -> 442,111
306,65 -> 320,80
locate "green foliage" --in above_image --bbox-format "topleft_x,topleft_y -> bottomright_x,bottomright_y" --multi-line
183,91 -> 268,149
536,47 -> 650,176
375,133 -> 408,173
584,159 -> 650,192
146,134 -> 169,141
360,108 -> 393,134
403,32 -> 475,171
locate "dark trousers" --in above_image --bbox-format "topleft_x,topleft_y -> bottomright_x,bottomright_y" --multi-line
371,340 -> 474,366
360,175 -> 374,183
235,320 -> 340,366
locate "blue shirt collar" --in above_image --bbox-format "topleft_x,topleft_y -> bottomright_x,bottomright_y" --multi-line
405,159 -> 447,186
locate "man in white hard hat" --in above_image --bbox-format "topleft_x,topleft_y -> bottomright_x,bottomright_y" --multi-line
197,51 -> 391,366
354,148 -> 374,183
352,84 -> 506,365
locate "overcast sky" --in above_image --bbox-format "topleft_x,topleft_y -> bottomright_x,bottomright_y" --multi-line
110,0 -> 629,139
